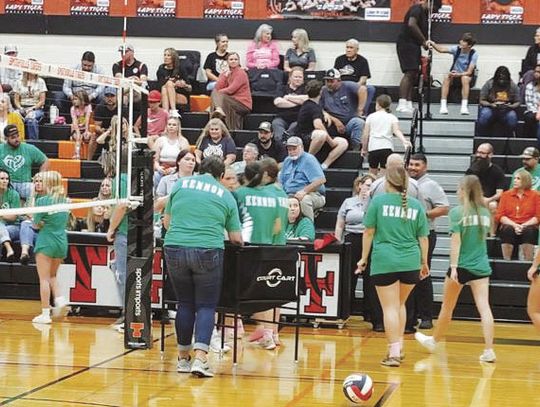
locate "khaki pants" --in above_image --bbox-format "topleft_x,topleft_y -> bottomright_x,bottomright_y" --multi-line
299,192 -> 325,221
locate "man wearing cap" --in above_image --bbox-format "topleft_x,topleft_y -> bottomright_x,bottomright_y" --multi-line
250,121 -> 286,164
279,136 -> 326,221
334,39 -> 375,116
320,68 -> 365,150
0,45 -> 22,92
113,44 -> 148,86
134,90 -> 169,149
92,86 -> 122,160
510,147 -> 540,191
0,125 -> 49,199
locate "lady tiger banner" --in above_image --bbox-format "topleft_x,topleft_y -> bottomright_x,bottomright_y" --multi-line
70,0 -> 110,16
481,0 -> 524,24
267,0 -> 392,21
432,0 -> 452,23
4,0 -> 43,14
203,0 -> 244,19
136,0 -> 177,17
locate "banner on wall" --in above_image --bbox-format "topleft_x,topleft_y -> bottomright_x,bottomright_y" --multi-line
4,0 -> 43,14
432,0 -> 452,23
70,0 -> 110,16
204,0 -> 244,19
267,0 -> 391,21
481,0 -> 523,24
136,0 -> 176,17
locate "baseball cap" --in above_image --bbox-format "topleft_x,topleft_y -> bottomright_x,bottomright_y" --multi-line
286,136 -> 303,147
4,44 -> 17,54
104,86 -> 117,96
118,44 -> 134,52
148,90 -> 161,103
522,147 -> 540,159
323,68 -> 341,80
258,121 -> 272,132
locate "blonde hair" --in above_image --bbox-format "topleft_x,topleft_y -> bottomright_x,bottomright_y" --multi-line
385,166 -> 409,217
196,118 -> 231,148
292,28 -> 310,53
352,173 -> 376,196
514,169 -> 533,190
164,116 -> 182,139
86,199 -> 107,232
39,171 -> 66,203
108,115 -> 129,154
458,175 -> 487,237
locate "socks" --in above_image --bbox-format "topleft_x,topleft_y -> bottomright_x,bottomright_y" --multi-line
440,99 -> 448,109
398,98 -> 407,108
389,342 -> 401,358
41,308 -> 51,317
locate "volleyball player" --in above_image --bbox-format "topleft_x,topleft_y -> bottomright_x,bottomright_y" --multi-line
31,171 -> 70,324
357,165 -> 429,367
416,175 -> 496,363
526,235 -> 540,334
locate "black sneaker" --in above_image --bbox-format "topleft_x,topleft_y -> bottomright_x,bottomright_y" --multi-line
372,323 -> 385,332
418,320 -> 433,329
404,326 -> 417,334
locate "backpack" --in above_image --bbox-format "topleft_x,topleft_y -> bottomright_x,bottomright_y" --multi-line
451,48 -> 478,87
247,68 -> 284,98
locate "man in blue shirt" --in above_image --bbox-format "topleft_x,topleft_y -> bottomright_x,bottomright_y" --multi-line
279,136 -> 326,220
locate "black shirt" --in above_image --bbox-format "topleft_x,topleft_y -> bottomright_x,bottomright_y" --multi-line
275,83 -> 306,123
296,99 -> 323,137
397,4 -> 428,45
334,54 -> 371,83
465,162 -> 506,198
203,51 -> 229,80
112,59 -> 148,79
156,62 -> 193,95
250,137 -> 287,163
94,102 -> 117,130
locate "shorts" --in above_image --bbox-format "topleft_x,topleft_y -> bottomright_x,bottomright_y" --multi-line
371,270 -> 420,287
450,75 -> 477,89
368,148 -> 393,169
498,224 -> 538,246
447,267 -> 489,285
396,41 -> 421,73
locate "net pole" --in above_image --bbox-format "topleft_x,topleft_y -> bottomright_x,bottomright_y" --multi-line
127,86 -> 134,200
115,87 -> 123,199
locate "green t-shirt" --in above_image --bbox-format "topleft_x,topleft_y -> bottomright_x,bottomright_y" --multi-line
112,174 -> 128,235
33,195 -> 69,240
266,183 -> 289,245
164,174 -> 241,249
363,193 -> 429,275
285,217 -> 315,241
0,188 -> 20,224
511,166 -> 540,191
449,205 -> 492,276
235,185 -> 281,244
0,143 -> 47,183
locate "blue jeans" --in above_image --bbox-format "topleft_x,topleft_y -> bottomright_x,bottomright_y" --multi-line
346,117 -> 365,150
206,81 -> 216,92
112,233 -> 127,307
19,219 -> 37,247
12,182 -> 33,200
364,84 -> 376,116
477,106 -> 518,136
0,224 -> 20,244
164,246 -> 224,353
24,109 -> 44,140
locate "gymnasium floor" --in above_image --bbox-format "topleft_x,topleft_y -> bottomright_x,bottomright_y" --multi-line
1,299 -> 539,406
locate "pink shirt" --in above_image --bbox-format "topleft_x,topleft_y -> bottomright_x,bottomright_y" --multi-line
147,108 -> 169,136
246,41 -> 280,69
216,67 -> 252,110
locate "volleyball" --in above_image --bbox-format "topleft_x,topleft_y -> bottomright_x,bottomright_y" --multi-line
342,373 -> 373,403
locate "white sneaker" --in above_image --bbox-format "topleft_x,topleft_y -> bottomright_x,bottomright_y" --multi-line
52,296 -> 69,317
479,348 -> 496,363
415,332 -> 436,353
257,330 -> 277,350
460,106 -> 470,115
177,356 -> 191,373
439,106 -> 449,114
32,314 -> 52,324
191,357 -> 214,378
210,331 -> 231,353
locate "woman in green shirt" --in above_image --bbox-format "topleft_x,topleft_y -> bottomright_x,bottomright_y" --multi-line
0,169 -> 20,261
31,171 -> 70,324
416,175 -> 496,363
285,196 -> 315,241
358,165 -> 429,367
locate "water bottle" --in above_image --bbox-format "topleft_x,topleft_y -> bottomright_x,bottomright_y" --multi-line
49,104 -> 58,124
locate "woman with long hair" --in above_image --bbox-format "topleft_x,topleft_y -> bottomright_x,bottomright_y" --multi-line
156,47 -> 192,114
31,171 -> 70,324
285,196 -> 315,241
0,169 -> 20,261
195,118 -> 236,165
246,24 -> 280,70
357,165 -> 429,367
13,69 -> 47,140
19,173 -> 45,265
416,175 -> 496,363
96,116 -> 130,177
83,201 -> 110,233
284,28 -> 316,72
153,117 -> 190,189
0,93 -> 25,142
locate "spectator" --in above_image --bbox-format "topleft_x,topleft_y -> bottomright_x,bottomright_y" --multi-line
272,67 -> 308,141
246,24 -> 280,70
70,90 -> 92,160
428,32 -> 478,115
155,150 -> 197,213
520,27 -> 540,91
153,117 -> 190,188
19,173 -> 45,265
285,196 -> 315,241
81,201 -> 110,233
134,90 -> 169,149
510,147 -> 540,191
195,118 -> 236,165
96,116 -> 129,177
496,169 -> 540,261
0,169 -> 20,261
478,66 -> 520,137
250,121 -> 287,164
284,28 -> 316,72
211,52 -> 252,131
221,165 -> 239,192
13,68 -> 47,140
91,86 -> 121,161
465,143 -> 506,235
0,125 -> 48,199
524,64 -> 540,143
231,143 -> 258,177
361,94 -> 411,176
113,44 -> 148,86
279,136 -> 326,221
370,154 -> 422,199
0,93 -> 24,141
320,68 -> 365,150
98,177 -> 112,200
0,45 -> 22,92
204,34 -> 230,92
334,39 -> 375,116
296,80 -> 348,169
156,48 -> 193,115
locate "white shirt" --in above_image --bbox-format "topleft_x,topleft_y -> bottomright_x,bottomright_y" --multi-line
366,110 -> 398,152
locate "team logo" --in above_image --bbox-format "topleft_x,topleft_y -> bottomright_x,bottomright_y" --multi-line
256,268 -> 295,288
3,155 -> 25,172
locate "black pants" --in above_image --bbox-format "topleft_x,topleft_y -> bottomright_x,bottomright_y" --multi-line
405,230 -> 436,327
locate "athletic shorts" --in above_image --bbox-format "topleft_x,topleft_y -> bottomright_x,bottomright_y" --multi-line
396,41 -> 421,73
498,224 -> 538,246
371,270 -> 420,287
368,148 -> 393,169
447,267 -> 489,285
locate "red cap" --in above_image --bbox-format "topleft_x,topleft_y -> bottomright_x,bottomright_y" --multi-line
148,90 -> 161,103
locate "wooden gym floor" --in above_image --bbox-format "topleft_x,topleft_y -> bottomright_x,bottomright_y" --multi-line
1,299 -> 539,406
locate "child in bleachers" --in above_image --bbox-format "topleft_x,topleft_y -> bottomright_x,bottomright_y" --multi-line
70,90 -> 92,160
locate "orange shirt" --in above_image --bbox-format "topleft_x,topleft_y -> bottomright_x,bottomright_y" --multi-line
495,188 -> 540,224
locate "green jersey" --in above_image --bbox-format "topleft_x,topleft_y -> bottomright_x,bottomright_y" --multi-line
164,174 -> 240,249
0,188 -> 20,224
511,166 -> 540,191
449,205 -> 491,276
33,195 -> 69,259
235,185 -> 281,244
285,217 -> 315,241
266,183 -> 289,245
363,193 -> 429,275
0,143 -> 47,183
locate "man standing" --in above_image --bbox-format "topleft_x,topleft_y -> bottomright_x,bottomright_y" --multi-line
510,147 -> 540,191
320,68 -> 365,150
406,153 -> 449,330
279,136 -> 326,221
334,39 -> 375,116
251,121 -> 287,164
0,125 -> 49,199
